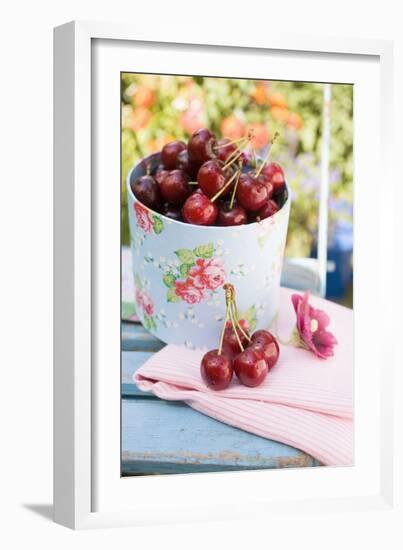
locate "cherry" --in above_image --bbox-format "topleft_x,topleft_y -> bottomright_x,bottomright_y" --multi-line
161,140 -> 187,170
215,138 -> 238,163
222,320 -> 250,358
131,175 -> 161,209
176,149 -> 199,179
160,203 -> 183,222
155,165 -> 168,186
217,201 -> 247,226
188,128 -> 217,165
159,169 -> 190,205
197,159 -> 232,198
200,350 -> 233,391
261,162 -> 285,193
258,199 -> 279,220
182,191 -> 218,225
257,174 -> 274,198
233,348 -> 268,387
236,173 -> 268,211
250,330 -> 279,370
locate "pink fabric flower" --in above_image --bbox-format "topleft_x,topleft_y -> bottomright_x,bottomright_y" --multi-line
189,258 -> 226,290
175,278 -> 205,304
141,291 -> 154,316
134,202 -> 153,233
291,291 -> 338,359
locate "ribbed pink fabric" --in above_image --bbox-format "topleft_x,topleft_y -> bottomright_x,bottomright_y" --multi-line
133,288 -> 353,466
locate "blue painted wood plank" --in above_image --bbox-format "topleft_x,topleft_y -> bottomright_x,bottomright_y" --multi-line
121,322 -> 164,352
122,398 -> 318,474
122,351 -> 157,397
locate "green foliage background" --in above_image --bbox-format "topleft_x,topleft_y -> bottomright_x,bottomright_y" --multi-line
121,74 -> 353,257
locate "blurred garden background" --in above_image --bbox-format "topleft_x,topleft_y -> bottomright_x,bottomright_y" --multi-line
121,73 -> 353,305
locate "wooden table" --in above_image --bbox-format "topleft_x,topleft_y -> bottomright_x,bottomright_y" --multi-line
122,321 -> 321,475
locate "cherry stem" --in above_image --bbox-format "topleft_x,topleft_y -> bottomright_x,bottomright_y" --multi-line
229,167 -> 241,210
228,307 -> 244,352
255,131 -> 280,178
210,168 -> 241,203
218,310 -> 229,355
215,136 -> 248,149
231,303 -> 251,342
223,149 -> 244,170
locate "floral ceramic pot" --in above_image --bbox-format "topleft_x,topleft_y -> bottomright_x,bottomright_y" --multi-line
127,154 -> 291,350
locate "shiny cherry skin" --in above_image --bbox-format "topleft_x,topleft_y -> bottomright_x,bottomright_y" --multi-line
261,162 -> 285,193
160,203 -> 183,222
131,175 -> 161,209
182,192 -> 218,225
217,201 -> 248,226
222,320 -> 250,358
233,348 -> 269,387
197,159 -> 232,198
257,174 -> 274,198
155,165 -> 169,186
200,350 -> 233,391
258,199 -> 279,220
236,173 -> 269,211
159,169 -> 190,205
250,330 -> 280,370
176,149 -> 199,180
215,138 -> 238,163
188,128 -> 217,165
161,140 -> 187,170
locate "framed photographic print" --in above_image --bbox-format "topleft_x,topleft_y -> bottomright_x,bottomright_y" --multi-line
54,21 -> 396,529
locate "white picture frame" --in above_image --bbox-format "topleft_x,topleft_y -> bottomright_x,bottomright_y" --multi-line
54,20 -> 396,529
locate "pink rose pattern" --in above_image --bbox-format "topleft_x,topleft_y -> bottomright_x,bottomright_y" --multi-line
134,203 -> 154,233
135,288 -> 154,316
189,258 -> 226,290
174,279 -> 205,304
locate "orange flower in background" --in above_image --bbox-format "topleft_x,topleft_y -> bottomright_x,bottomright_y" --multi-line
131,107 -> 152,131
271,106 -> 289,124
268,92 -> 288,109
148,134 -> 176,153
133,86 -> 156,109
180,110 -> 205,134
247,123 -> 269,149
251,83 -> 270,105
220,115 -> 246,140
287,112 -> 304,130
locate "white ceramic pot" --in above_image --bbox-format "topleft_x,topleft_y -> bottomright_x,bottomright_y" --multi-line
127,154 -> 291,350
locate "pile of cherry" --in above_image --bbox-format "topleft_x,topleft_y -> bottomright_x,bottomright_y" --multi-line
131,127 -> 286,226
201,284 -> 280,390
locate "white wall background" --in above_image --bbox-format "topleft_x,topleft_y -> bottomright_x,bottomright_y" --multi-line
0,0 -> 401,547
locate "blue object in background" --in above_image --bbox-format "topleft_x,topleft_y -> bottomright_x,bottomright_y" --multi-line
312,220 -> 353,299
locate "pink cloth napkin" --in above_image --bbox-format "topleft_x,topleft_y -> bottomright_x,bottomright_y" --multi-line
133,288 -> 353,466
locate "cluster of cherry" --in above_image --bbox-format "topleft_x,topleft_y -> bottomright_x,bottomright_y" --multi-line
131,127 -> 286,226
201,284 -> 280,390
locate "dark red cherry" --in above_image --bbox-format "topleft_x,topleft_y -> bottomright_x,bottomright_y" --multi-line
200,350 -> 233,391
182,192 -> 218,225
222,320 -> 250,358
261,162 -> 285,193
257,174 -> 274,198
188,128 -> 217,165
236,173 -> 268,211
217,201 -> 247,226
176,149 -> 199,179
131,175 -> 161,209
160,203 -> 183,222
250,330 -> 280,370
159,169 -> 190,205
161,140 -> 187,170
215,138 -> 238,163
233,348 -> 269,387
155,165 -> 168,186
258,199 -> 279,220
197,159 -> 231,198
